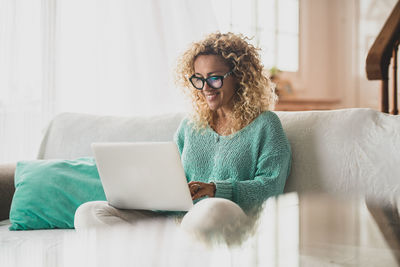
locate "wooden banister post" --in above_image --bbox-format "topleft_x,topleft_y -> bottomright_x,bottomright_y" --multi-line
382,79 -> 389,113
392,42 -> 398,115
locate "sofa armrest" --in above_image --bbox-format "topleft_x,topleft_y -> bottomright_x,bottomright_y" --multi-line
0,163 -> 16,221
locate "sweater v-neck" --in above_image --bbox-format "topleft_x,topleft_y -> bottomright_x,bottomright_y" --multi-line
207,111 -> 269,139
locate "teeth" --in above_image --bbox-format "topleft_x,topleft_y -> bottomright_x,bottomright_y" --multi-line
206,94 -> 218,100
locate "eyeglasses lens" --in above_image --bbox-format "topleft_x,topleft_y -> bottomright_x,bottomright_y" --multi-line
206,77 -> 222,89
191,77 -> 204,89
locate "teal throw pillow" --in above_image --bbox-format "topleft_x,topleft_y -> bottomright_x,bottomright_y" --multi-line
9,157 -> 106,230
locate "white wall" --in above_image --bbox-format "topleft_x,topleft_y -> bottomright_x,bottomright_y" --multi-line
281,0 -> 397,110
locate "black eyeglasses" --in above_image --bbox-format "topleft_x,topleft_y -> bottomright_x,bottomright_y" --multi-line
189,70 -> 233,90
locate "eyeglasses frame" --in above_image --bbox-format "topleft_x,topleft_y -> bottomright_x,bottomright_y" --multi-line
189,70 -> 233,90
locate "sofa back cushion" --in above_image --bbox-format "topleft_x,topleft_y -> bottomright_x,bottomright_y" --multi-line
278,108 -> 400,200
38,112 -> 185,160
38,109 -> 400,199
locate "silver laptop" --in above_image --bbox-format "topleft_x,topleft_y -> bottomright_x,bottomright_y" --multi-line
91,142 -> 193,211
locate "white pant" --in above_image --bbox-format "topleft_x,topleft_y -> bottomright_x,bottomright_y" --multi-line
74,198 -> 249,243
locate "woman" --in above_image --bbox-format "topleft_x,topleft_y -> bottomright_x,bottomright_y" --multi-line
74,32 -> 291,241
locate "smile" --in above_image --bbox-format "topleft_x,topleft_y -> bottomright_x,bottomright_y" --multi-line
204,92 -> 220,101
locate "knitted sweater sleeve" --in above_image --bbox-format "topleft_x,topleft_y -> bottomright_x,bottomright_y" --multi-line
173,118 -> 186,155
213,114 -> 292,213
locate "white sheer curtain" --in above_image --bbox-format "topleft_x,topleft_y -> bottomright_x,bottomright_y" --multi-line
0,0 -> 218,163
0,0 -> 301,163
0,0 -> 46,163
55,0 -> 218,116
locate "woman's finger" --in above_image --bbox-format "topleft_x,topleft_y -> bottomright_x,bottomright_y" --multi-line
189,183 -> 199,195
190,187 -> 200,196
192,191 -> 203,200
191,188 -> 210,200
191,184 -> 201,193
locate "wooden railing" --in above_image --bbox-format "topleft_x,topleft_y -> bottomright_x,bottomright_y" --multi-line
366,0 -> 400,115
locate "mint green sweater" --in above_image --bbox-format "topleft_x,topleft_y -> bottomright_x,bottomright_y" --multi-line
174,111 -> 292,214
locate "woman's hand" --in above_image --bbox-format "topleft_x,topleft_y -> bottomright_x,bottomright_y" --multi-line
188,181 -> 216,200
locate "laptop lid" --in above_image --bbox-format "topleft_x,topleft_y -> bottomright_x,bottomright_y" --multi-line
92,142 -> 193,211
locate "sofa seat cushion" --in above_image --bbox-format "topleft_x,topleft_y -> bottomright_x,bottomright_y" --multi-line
0,220 -> 73,266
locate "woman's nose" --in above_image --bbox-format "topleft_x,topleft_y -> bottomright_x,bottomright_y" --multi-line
203,81 -> 212,91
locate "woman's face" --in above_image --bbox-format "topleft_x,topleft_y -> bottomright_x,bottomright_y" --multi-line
193,55 -> 236,113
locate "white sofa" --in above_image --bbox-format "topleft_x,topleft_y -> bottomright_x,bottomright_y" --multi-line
0,108 -> 399,267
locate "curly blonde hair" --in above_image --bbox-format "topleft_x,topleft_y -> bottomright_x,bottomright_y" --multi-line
175,32 -> 277,134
